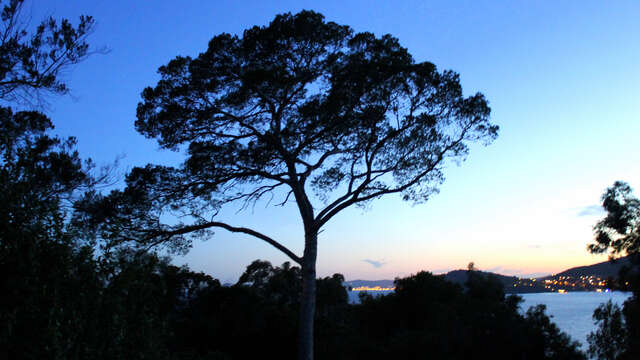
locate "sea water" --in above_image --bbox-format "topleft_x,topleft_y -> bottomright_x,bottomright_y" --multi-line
520,291 -> 631,348
348,290 -> 632,348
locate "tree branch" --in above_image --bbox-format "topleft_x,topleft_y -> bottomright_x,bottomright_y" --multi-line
150,221 -> 302,264
316,122 -> 473,229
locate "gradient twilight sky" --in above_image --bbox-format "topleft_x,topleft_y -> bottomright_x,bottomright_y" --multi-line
29,1 -> 639,283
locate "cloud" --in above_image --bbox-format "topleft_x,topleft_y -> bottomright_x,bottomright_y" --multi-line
520,272 -> 551,278
433,268 -> 452,275
577,204 -> 605,217
363,259 -> 387,268
528,244 -> 542,249
486,266 -> 524,275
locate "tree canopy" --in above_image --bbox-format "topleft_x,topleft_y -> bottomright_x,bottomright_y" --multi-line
588,181 -> 640,260
79,10 -> 497,257
0,0 -> 97,106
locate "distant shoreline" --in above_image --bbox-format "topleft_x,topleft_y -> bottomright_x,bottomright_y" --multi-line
346,256 -> 633,294
347,288 -> 632,295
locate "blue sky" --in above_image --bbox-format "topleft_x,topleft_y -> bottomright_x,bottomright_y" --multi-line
31,1 -> 639,282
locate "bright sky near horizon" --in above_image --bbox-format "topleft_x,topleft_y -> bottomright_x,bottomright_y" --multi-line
29,1 -> 639,283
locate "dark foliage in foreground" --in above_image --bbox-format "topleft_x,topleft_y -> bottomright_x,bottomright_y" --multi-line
587,181 -> 640,360
169,262 -> 583,360
339,271 -> 584,360
101,259 -> 585,360
2,240 -> 588,360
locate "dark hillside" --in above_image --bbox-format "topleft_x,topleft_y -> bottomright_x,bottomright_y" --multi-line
444,270 -> 517,287
548,257 -> 630,278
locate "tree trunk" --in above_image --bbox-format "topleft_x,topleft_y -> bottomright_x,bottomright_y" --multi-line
298,231 -> 317,360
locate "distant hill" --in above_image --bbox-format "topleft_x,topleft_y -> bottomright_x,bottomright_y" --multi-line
444,270 -> 546,294
346,271 -> 540,294
346,271 -> 525,292
546,256 -> 631,279
444,270 -> 517,287
346,256 -> 634,294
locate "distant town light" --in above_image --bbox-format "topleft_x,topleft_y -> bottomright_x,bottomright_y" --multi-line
351,286 -> 395,291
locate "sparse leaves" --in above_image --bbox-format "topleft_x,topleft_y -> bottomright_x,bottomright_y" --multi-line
588,181 -> 640,258
0,0 -> 98,106
587,301 -> 626,360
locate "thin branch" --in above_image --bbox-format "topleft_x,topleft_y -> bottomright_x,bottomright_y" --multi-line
298,148 -> 344,183
275,189 -> 294,207
316,121 -> 473,229
151,221 -> 302,264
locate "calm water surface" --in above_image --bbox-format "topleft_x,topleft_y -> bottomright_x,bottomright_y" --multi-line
520,291 -> 631,348
348,290 -> 631,348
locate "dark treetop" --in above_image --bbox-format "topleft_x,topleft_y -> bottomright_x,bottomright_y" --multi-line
589,181 -> 640,260
0,0 -> 97,106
